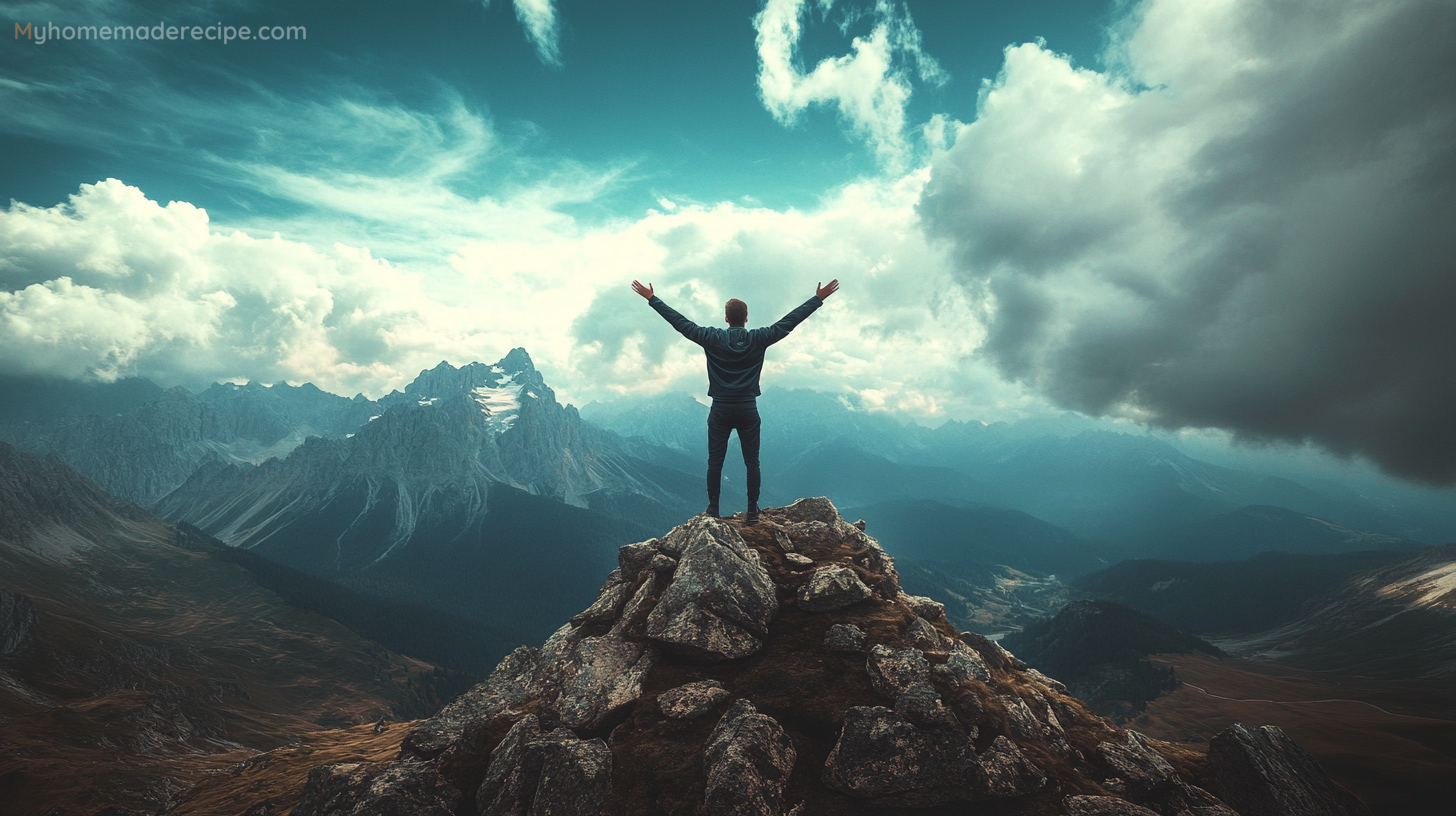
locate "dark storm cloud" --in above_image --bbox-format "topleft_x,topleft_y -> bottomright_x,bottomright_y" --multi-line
919,0 -> 1456,482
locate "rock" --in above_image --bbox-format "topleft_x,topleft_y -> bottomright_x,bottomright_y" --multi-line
901,594 -> 944,621
933,648 -> 991,686
648,553 -> 678,573
658,680 -> 731,720
1175,807 -> 1240,816
403,646 -> 539,759
291,760 -> 463,816
703,700 -> 797,816
866,645 -> 929,699
553,635 -> 657,731
1205,723 -> 1372,816
853,519 -> 866,531
785,552 -> 814,568
959,631 -> 1023,671
0,588 -> 36,655
777,496 -> 844,525
903,617 -> 945,651
824,623 -> 866,653
475,715 -> 612,816
607,571 -> 664,639
1063,795 -> 1162,816
797,565 -> 873,612
1000,694 -> 1074,756
773,529 -> 795,552
894,683 -> 958,731
618,543 -> 658,577
1096,730 -> 1176,796
645,518 -> 779,660
241,802 -> 273,816
572,571 -> 631,626
823,707 -> 1043,807
1028,667 -> 1068,693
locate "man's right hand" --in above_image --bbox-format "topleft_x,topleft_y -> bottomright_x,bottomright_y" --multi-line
817,279 -> 840,299
631,280 -> 654,300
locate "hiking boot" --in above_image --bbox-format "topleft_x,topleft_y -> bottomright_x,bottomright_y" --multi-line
746,503 -> 760,525
704,503 -> 720,518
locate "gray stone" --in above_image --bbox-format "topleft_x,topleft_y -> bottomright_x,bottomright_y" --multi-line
853,519 -> 866,531
647,553 -> 678,573
1205,723 -> 1372,816
1062,795 -> 1162,816
607,571 -> 663,639
1028,667 -> 1069,693
824,623 -> 866,653
645,518 -> 778,661
894,683 -> 957,731
785,552 -> 814,568
797,565 -> 873,612
933,647 -> 991,686
658,680 -> 731,720
865,645 -> 929,699
475,715 -> 612,816
571,571 -> 630,627
773,529 -> 795,552
999,694 -> 1073,756
403,646 -> 540,759
903,617 -> 945,651
291,759 -> 463,816
617,543 -> 658,577
1096,730 -> 1176,795
703,700 -> 797,816
823,707 -> 1044,807
901,594 -> 944,621
553,635 -> 657,731
959,631 -> 1023,671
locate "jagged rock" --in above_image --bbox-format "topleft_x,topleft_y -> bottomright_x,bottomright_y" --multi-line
933,647 -> 991,686
901,594 -> 945,621
658,680 -> 730,720
1175,807 -> 1240,816
1096,730 -> 1176,795
475,715 -> 612,816
553,635 -> 657,731
866,645 -> 929,699
894,683 -> 958,731
291,760 -> 462,816
607,571 -> 664,639
1000,693 -> 1074,756
618,543 -> 658,577
648,553 -> 677,573
903,617 -> 945,651
703,700 -> 797,816
960,631 -> 1025,671
402,646 -> 539,759
572,570 -> 630,626
1205,723 -> 1373,816
853,519 -> 866,531
644,518 -> 778,660
797,565 -> 873,612
533,624 -> 587,713
1028,667 -> 1069,693
823,707 -> 1044,807
1063,795 -> 1161,816
824,623 -> 867,653
785,552 -> 814,568
773,529 -> 795,552
0,588 -> 36,655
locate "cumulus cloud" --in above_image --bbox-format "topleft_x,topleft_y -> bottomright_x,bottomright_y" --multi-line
754,0 -> 943,168
918,0 -> 1456,482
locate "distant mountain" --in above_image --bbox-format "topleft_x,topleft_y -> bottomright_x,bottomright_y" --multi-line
0,442 -> 468,814
1219,543 -> 1456,680
1150,504 -> 1424,562
154,351 -> 699,643
0,373 -> 377,504
1002,600 -> 1224,721
1074,549 -> 1418,635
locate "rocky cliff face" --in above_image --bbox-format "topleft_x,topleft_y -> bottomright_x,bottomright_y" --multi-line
279,498 -> 1371,816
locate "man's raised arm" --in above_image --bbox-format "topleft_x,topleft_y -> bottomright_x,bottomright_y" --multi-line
761,279 -> 838,345
632,279 -> 713,346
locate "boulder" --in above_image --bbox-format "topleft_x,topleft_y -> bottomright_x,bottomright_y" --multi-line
1063,795 -> 1161,816
823,706 -> 1043,807
553,635 -> 657,731
933,648 -> 991,686
1205,723 -> 1372,816
475,715 -> 612,816
1096,730 -> 1176,796
645,518 -> 778,661
403,646 -> 539,759
703,700 -> 797,816
658,680 -> 731,720
824,623 -> 867,653
903,617 -> 945,651
572,571 -> 630,627
866,645 -> 929,699
797,565 -> 873,612
785,553 -> 814,568
894,683 -> 958,732
773,529 -> 795,552
291,760 -> 463,816
901,594 -> 945,621
618,543 -> 658,577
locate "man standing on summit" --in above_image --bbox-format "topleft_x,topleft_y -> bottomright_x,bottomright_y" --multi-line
631,279 -> 839,524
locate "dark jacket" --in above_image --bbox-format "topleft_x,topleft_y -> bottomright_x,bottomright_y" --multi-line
649,295 -> 823,402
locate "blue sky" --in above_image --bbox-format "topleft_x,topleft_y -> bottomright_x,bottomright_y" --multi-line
2,0 -> 1455,484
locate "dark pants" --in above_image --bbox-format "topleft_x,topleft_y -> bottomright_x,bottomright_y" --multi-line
706,400 -> 760,506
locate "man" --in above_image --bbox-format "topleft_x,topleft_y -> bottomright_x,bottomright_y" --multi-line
631,278 -> 839,524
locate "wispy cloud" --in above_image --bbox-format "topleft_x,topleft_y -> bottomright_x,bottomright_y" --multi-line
487,0 -> 560,65
754,0 -> 944,169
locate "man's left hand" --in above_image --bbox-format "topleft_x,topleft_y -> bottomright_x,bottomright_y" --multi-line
631,280 -> 655,300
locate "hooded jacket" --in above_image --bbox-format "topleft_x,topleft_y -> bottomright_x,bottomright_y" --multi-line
648,295 -> 823,402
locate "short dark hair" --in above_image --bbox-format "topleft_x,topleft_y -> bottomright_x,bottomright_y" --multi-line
725,299 -> 748,325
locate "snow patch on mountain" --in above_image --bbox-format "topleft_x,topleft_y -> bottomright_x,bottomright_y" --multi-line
473,372 -> 524,434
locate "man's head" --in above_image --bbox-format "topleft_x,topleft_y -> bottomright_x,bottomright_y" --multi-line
725,298 -> 748,327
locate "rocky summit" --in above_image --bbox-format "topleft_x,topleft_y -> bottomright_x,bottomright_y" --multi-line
284,498 -> 1372,816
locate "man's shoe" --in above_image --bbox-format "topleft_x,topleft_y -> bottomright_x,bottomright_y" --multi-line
746,503 -> 760,525
704,503 -> 720,518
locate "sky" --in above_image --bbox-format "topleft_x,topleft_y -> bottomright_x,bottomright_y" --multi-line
1,0 -> 1454,484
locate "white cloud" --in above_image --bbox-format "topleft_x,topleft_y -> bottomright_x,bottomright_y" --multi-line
919,0 -> 1456,482
754,0 -> 943,168
511,0 -> 560,64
